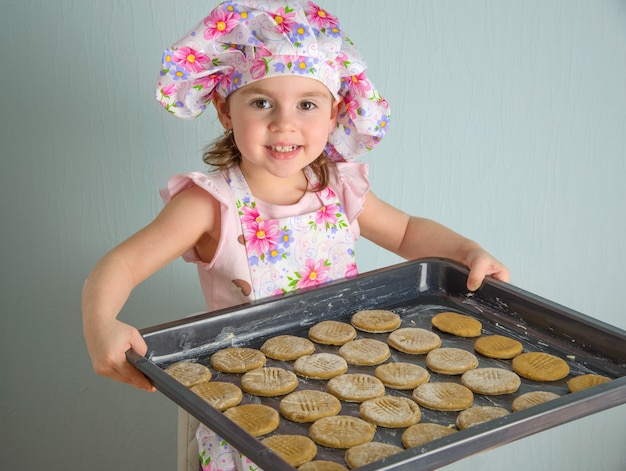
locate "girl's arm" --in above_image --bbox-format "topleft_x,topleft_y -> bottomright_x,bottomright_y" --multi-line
357,190 -> 510,291
81,186 -> 220,391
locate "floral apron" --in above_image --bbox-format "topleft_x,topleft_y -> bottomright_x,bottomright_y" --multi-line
228,164 -> 357,299
195,165 -> 357,471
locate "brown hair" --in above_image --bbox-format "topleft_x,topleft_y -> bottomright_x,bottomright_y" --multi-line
202,130 -> 332,189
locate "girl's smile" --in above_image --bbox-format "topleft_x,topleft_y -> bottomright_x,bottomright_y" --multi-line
267,144 -> 300,153
266,144 -> 302,160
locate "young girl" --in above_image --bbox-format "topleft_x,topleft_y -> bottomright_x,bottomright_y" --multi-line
82,0 -> 509,468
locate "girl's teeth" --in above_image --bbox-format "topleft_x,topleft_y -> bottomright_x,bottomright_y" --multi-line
271,145 -> 298,152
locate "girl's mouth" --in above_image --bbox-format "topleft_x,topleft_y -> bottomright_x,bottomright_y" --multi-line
268,145 -> 300,152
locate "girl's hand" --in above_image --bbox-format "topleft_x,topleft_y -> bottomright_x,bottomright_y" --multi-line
465,249 -> 511,292
84,319 -> 155,392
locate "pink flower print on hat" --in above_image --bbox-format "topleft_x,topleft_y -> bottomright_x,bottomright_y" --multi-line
272,6 -> 297,34
172,47 -> 211,73
305,2 -> 339,30
203,7 -> 240,40
345,71 -> 372,97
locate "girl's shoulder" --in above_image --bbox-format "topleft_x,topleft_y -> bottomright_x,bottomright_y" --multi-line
328,161 -> 370,200
330,161 -> 369,191
160,169 -> 233,206
328,161 -> 370,222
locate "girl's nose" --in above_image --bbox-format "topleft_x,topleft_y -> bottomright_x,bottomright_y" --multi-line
269,106 -> 296,132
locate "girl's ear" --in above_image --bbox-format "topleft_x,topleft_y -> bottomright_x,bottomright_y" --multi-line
213,94 -> 232,130
329,97 -> 342,132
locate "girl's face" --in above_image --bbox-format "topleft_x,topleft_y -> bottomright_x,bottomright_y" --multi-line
214,76 -> 340,184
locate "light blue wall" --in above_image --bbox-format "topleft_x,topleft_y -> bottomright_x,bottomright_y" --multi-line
1,1 -> 624,470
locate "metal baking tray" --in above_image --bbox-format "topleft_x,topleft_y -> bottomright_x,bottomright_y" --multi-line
127,258 -> 626,470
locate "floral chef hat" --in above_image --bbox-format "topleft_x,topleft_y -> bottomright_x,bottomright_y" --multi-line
155,0 -> 390,162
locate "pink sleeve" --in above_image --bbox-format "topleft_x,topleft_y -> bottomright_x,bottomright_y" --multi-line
331,161 -> 370,226
159,171 -> 234,265
160,171 -> 232,206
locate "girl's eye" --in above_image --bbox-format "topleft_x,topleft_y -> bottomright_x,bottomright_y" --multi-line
252,99 -> 271,109
299,101 -> 317,111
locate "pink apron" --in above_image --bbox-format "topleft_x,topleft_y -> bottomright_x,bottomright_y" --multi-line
195,165 -> 358,471
227,164 -> 358,299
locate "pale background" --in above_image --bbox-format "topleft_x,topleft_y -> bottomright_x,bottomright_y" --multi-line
1,1 -> 625,469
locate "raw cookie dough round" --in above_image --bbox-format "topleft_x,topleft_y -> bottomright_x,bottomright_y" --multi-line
512,352 -> 569,381
164,361 -> 212,387
511,391 -> 561,412
412,382 -> 474,411
293,353 -> 348,379
327,374 -> 386,402
309,415 -> 376,449
338,338 -> 391,366
359,395 -> 421,428
402,423 -> 457,448
426,347 -> 478,375
351,309 -> 401,333
567,374 -> 611,393
308,320 -> 356,346
261,434 -> 318,468
374,362 -> 430,390
461,367 -> 521,395
298,461 -> 348,471
431,312 -> 482,338
223,404 -> 279,437
388,327 -> 442,354
474,334 -> 523,359
456,406 -> 509,430
190,381 -> 243,411
260,334 -> 315,360
210,347 -> 266,373
240,367 -> 299,396
280,390 -> 341,423
344,441 -> 403,469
